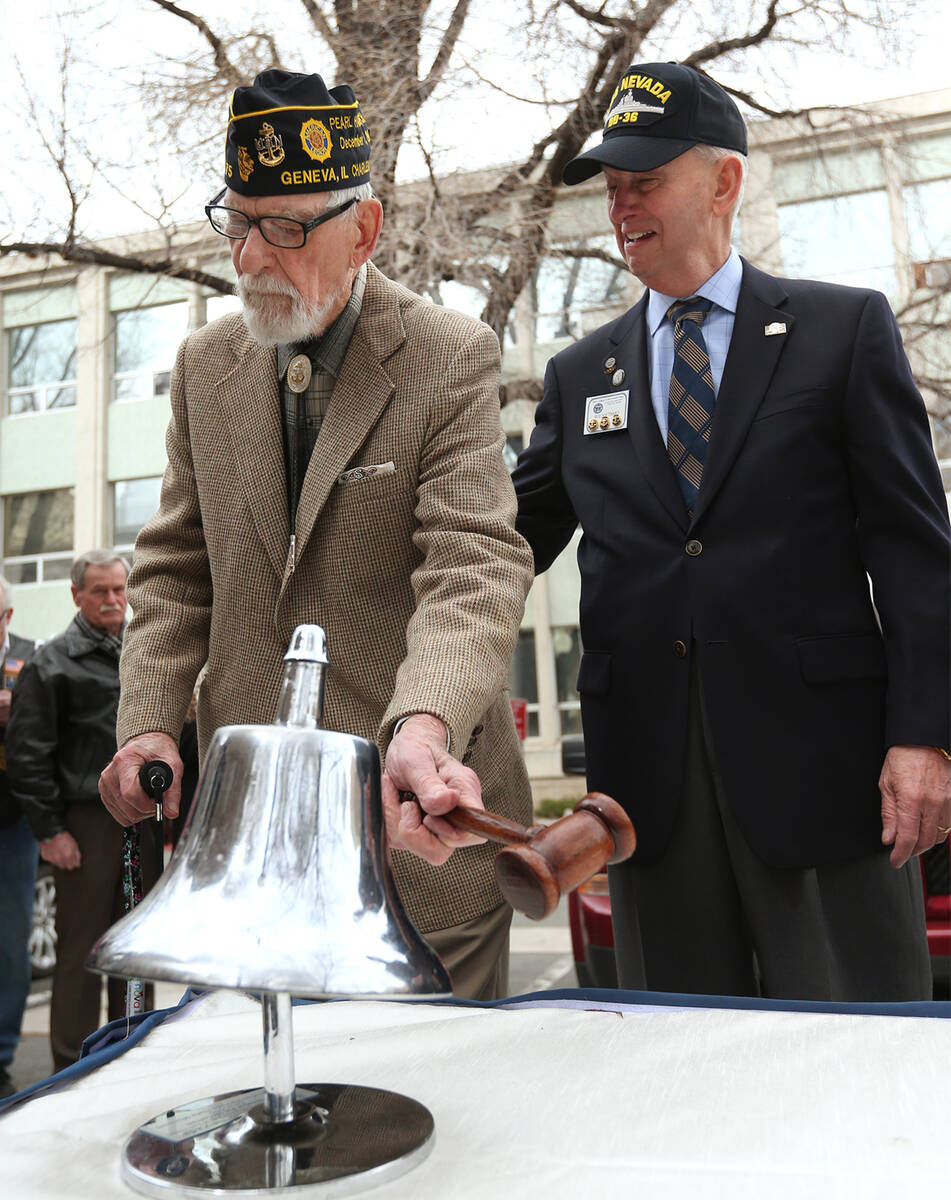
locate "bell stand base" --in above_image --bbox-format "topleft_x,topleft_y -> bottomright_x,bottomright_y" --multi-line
121,1082 -> 436,1198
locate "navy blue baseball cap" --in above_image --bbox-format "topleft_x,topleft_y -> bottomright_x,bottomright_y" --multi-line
563,62 -> 747,185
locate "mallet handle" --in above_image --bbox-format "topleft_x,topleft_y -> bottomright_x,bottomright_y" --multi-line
442,806 -> 544,845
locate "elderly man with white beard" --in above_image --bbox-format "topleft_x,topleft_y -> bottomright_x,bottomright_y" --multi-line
99,69 -> 534,1001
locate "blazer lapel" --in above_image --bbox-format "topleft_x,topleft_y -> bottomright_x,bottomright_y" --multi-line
619,296 -> 690,528
291,264 -> 403,563
690,261 -> 793,526
216,326 -> 290,577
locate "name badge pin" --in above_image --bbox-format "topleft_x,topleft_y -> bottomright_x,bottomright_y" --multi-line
764,322 -> 787,337
584,389 -> 629,436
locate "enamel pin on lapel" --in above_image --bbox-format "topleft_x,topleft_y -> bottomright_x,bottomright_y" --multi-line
764,322 -> 787,337
584,390 -> 629,435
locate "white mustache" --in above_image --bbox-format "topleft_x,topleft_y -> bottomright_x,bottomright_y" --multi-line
237,275 -> 298,302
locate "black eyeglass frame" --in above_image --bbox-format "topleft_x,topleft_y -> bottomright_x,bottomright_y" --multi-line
204,189 -> 359,248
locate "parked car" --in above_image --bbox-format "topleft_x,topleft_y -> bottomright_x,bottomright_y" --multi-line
30,861 -> 57,979
563,735 -> 951,997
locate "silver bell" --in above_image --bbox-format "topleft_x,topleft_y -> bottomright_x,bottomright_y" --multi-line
87,624 -> 450,1196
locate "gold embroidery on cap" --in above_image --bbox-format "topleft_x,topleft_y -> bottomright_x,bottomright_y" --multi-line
300,119 -> 332,163
256,123 -> 285,167
237,146 -> 254,182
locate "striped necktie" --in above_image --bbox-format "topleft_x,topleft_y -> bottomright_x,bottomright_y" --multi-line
666,297 -> 715,512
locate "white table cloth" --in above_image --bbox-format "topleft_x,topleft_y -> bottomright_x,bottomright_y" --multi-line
1,990 -> 948,1199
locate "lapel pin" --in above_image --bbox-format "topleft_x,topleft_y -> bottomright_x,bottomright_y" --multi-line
764,322 -> 787,337
603,356 -> 616,373
611,368 -> 626,386
287,354 -> 312,393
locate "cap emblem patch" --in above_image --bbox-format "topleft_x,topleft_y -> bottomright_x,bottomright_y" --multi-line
605,73 -> 673,131
255,122 -> 285,167
300,119 -> 332,163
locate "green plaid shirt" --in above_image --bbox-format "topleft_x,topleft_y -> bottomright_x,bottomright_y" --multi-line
276,265 -> 367,525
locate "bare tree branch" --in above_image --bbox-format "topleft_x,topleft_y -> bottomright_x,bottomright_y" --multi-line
147,0 -> 245,85
419,0 -> 472,103
298,0 -> 337,46
0,240 -> 233,294
683,0 -> 781,67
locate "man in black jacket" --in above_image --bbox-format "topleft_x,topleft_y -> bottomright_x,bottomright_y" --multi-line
513,62 -> 951,1000
0,578 -> 36,1097
7,550 -> 158,1070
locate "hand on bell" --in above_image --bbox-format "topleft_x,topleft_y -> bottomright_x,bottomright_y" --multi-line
100,731 -> 183,825
383,714 -> 487,866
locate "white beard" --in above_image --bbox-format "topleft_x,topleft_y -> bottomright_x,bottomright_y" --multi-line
236,274 -> 348,345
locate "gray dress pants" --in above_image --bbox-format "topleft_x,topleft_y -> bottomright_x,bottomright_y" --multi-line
608,662 -> 932,1001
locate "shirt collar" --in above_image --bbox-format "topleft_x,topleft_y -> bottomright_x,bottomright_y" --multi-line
647,247 -> 743,335
276,263 -> 367,379
74,612 -> 124,655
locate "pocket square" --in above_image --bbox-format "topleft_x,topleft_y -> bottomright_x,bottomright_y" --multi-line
337,461 -> 396,484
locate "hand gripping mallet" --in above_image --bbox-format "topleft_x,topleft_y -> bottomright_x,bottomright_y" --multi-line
121,759 -> 174,1018
442,792 -> 635,920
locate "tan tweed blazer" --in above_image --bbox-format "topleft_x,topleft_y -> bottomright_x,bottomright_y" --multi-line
117,262 -> 534,932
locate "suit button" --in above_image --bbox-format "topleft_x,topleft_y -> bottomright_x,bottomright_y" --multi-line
673,640 -> 687,658
685,539 -> 703,556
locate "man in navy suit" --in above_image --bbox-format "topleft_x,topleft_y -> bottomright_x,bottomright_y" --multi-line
513,61 -> 951,1000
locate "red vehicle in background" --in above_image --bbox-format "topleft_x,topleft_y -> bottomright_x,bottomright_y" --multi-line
563,735 -> 951,997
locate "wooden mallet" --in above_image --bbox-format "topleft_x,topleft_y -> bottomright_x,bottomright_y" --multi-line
444,793 -> 635,920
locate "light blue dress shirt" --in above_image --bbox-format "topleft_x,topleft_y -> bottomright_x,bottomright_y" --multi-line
646,248 -> 743,442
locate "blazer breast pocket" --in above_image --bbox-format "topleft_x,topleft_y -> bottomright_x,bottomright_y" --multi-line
752,387 -> 830,423
336,461 -> 396,486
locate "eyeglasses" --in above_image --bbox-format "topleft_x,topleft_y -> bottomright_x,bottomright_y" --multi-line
204,189 -> 359,249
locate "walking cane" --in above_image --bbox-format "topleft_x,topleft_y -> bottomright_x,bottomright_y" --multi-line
122,760 -> 174,1019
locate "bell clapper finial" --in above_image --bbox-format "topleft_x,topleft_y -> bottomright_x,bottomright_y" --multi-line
273,624 -> 329,729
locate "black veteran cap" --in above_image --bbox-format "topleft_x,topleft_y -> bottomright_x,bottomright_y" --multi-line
225,69 -> 371,196
563,62 -> 747,185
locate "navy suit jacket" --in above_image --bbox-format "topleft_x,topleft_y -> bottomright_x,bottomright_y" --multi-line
513,259 -> 951,867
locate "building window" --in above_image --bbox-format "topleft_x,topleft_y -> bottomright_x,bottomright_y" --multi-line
2,488 -> 74,583
534,244 -> 627,343
206,293 -> 242,324
904,178 -> 951,263
5,319 -> 77,415
509,629 -> 540,738
113,477 -> 163,552
113,302 -> 188,402
502,433 -> 523,475
552,625 -> 582,735
777,190 -> 899,297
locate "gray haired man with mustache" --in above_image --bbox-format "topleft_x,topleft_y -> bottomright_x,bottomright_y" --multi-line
7,551 -> 165,1069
